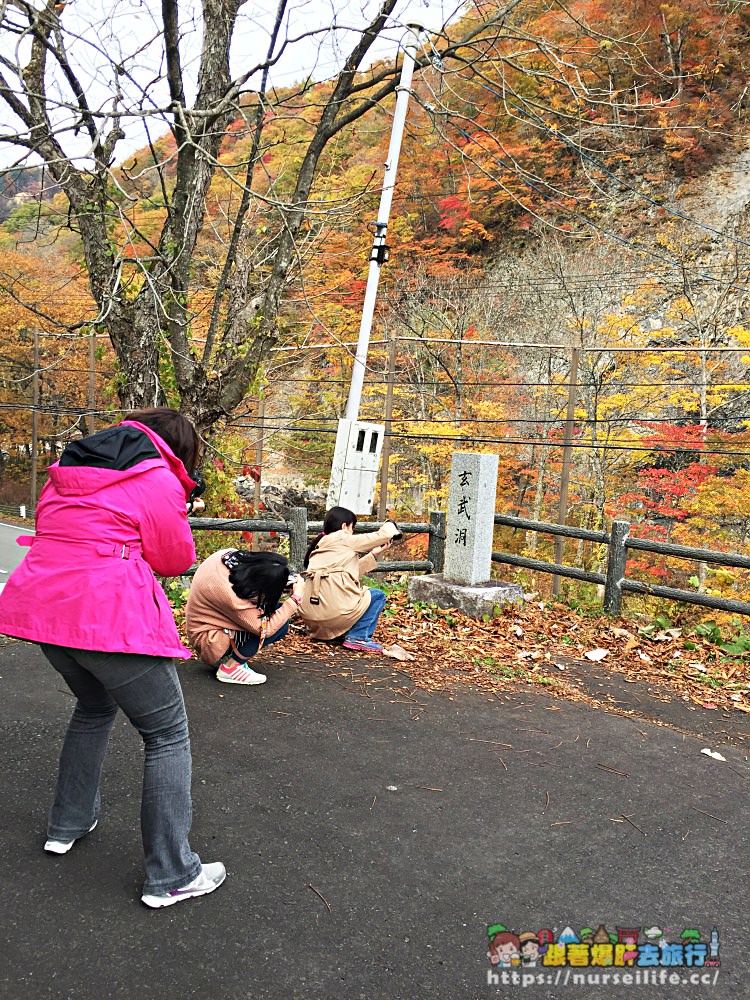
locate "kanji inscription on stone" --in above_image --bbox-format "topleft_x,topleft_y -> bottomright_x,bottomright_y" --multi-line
444,452 -> 498,585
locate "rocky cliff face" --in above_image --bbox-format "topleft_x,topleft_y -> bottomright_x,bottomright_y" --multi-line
235,478 -> 328,519
678,140 -> 750,229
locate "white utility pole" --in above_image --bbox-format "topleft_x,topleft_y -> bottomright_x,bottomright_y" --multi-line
344,25 -> 421,421
327,24 -> 424,514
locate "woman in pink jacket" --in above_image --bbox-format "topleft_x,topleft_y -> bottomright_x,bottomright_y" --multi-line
0,407 -> 225,908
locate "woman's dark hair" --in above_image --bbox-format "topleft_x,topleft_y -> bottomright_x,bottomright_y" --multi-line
124,407 -> 201,474
303,506 -> 356,568
223,551 -> 289,616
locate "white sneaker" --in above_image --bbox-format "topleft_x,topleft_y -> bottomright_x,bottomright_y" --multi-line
141,862 -> 226,908
216,661 -> 267,685
44,820 -> 98,855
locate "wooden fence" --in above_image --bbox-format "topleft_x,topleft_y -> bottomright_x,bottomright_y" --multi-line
493,514 -> 750,617
188,508 -> 750,616
188,509 -> 446,576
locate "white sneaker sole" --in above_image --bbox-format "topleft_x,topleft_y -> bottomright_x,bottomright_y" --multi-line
44,819 -> 98,855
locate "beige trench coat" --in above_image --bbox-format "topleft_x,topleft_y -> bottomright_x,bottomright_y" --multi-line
299,523 -> 400,640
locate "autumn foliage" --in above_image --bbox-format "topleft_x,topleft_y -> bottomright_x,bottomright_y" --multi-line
3,1 -> 750,611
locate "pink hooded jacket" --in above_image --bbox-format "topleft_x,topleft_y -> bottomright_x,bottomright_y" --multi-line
0,420 -> 197,658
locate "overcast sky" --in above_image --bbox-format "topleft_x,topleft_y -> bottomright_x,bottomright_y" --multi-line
0,0 -> 460,171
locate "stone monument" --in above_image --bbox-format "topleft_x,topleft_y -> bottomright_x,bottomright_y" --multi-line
408,451 -> 523,618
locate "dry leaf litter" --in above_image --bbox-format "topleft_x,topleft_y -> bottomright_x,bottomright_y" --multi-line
175,591 -> 750,716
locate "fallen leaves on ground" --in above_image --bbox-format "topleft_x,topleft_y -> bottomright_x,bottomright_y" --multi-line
171,590 -> 750,715
277,592 -> 750,714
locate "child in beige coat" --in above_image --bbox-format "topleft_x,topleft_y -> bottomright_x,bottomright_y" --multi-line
299,507 -> 400,652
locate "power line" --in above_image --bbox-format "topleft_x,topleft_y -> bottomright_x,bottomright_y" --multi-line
223,412 -> 750,427
4,370 -> 749,391
6,396 -> 750,428
5,402 -> 749,459
213,335 -> 750,354
231,419 -> 750,458
268,377 -> 750,389
394,336 -> 750,353
0,402 -> 125,417
26,332 -> 747,354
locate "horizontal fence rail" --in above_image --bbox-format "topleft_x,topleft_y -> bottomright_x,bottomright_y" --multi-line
189,518 -> 439,536
491,551 -> 605,587
189,518 -> 289,533
493,513 -> 750,617
625,536 -> 750,570
621,580 -> 750,616
494,514 -> 609,545
187,509 -> 446,576
0,504 -> 34,520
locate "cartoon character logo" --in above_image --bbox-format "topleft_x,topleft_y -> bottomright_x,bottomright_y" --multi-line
486,921 -> 721,972
519,932 -> 541,967
486,925 -> 521,968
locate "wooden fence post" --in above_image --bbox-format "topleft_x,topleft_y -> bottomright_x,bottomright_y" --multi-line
288,507 -> 308,572
428,511 -> 446,574
603,519 -> 630,615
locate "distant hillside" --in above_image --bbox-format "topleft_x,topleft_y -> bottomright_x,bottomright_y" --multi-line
0,166 -> 61,223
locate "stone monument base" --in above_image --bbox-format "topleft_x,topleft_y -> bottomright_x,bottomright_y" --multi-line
408,574 -> 524,620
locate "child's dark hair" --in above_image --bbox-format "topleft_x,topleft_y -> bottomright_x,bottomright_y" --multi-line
124,407 -> 202,474
222,550 -> 289,616
303,506 -> 357,568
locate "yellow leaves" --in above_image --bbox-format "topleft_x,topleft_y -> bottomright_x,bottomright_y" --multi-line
727,324 -> 750,346
458,219 -> 492,243
597,312 -> 644,343
665,297 -> 693,321
662,386 -> 700,412
693,62 -> 724,81
659,3 -> 691,30
711,569 -> 736,588
680,469 -> 750,535
641,350 -> 684,367
596,392 -> 630,416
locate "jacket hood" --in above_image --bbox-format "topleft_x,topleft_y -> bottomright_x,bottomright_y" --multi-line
48,421 -> 196,499
60,424 -> 160,470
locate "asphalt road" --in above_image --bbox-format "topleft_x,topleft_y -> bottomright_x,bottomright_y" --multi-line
1,638 -> 748,1000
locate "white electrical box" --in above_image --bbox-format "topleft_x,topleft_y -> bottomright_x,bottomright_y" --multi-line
327,418 -> 385,514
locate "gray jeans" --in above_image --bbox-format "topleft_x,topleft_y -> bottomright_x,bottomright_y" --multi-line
41,644 -> 201,894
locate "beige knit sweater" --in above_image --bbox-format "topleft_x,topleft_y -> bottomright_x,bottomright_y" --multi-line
185,548 -> 297,665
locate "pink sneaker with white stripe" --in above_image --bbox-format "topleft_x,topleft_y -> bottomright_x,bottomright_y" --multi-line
216,661 -> 267,685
